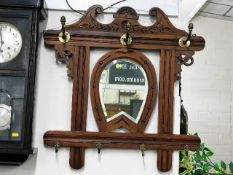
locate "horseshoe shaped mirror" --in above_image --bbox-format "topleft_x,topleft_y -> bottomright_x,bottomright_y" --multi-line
91,49 -> 157,133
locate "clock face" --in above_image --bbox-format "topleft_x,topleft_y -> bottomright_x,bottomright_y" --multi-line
0,104 -> 12,131
0,22 -> 22,63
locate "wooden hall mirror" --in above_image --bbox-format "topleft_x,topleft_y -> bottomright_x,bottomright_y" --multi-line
43,5 -> 205,172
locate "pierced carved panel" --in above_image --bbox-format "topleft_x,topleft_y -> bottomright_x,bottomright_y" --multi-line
65,5 -> 186,35
54,44 -> 74,79
176,50 -> 195,66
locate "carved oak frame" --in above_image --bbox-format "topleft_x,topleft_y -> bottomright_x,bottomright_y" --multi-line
43,5 -> 205,172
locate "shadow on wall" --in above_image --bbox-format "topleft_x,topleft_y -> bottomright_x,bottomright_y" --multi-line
0,154 -> 37,175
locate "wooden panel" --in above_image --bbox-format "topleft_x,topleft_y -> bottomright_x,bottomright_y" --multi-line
44,31 -> 205,51
69,46 -> 90,169
157,50 -> 176,172
44,131 -> 201,151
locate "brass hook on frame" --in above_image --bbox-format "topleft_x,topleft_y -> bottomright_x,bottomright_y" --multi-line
96,143 -> 103,154
120,21 -> 132,46
179,23 -> 193,48
140,144 -> 146,157
54,142 -> 60,153
58,16 -> 70,43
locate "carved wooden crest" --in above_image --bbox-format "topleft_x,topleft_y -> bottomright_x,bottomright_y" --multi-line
43,5 -> 205,172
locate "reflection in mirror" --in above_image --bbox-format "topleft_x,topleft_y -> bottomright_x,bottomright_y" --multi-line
99,59 -> 148,123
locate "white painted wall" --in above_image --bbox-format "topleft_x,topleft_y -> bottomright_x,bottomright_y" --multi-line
179,0 -> 207,23
232,67 -> 233,161
0,10 -> 181,175
45,0 -> 209,23
45,0 -> 179,16
183,16 -> 233,163
46,0 -> 207,23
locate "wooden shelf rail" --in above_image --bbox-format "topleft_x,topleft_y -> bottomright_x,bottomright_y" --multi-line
44,131 -> 200,151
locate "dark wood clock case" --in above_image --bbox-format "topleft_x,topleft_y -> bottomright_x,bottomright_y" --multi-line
0,0 -> 47,165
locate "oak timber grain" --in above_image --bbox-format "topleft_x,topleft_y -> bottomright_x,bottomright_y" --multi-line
68,46 -> 90,169
44,131 -> 201,151
157,50 -> 176,172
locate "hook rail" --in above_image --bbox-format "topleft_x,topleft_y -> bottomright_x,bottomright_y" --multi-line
44,131 -> 200,151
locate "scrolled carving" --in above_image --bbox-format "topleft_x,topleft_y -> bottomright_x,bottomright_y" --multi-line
148,7 -> 178,34
174,51 -> 195,80
63,5 -> 186,35
176,51 -> 195,66
54,45 -> 74,79
113,6 -> 139,20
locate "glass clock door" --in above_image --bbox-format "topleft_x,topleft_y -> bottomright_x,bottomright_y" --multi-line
0,75 -> 25,141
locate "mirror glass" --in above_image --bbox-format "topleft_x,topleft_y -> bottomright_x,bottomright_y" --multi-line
99,59 -> 148,123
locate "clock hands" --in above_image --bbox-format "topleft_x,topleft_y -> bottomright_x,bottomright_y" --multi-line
0,28 -> 2,50
0,28 -> 4,51
0,28 -> 3,62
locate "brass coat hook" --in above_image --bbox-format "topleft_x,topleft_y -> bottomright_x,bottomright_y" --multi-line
54,142 -> 60,153
58,16 -> 70,43
179,23 -> 193,48
120,21 -> 132,46
140,144 -> 146,157
96,143 -> 103,154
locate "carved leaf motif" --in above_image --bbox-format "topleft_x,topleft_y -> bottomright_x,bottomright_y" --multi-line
54,45 -> 74,79
176,51 -> 195,66
175,51 -> 195,80
64,5 -> 185,35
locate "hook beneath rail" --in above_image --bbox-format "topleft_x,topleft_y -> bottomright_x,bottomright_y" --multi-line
54,142 -> 60,153
96,143 -> 103,154
140,144 -> 146,157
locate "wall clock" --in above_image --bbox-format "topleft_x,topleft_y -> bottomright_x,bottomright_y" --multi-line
0,0 -> 47,165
